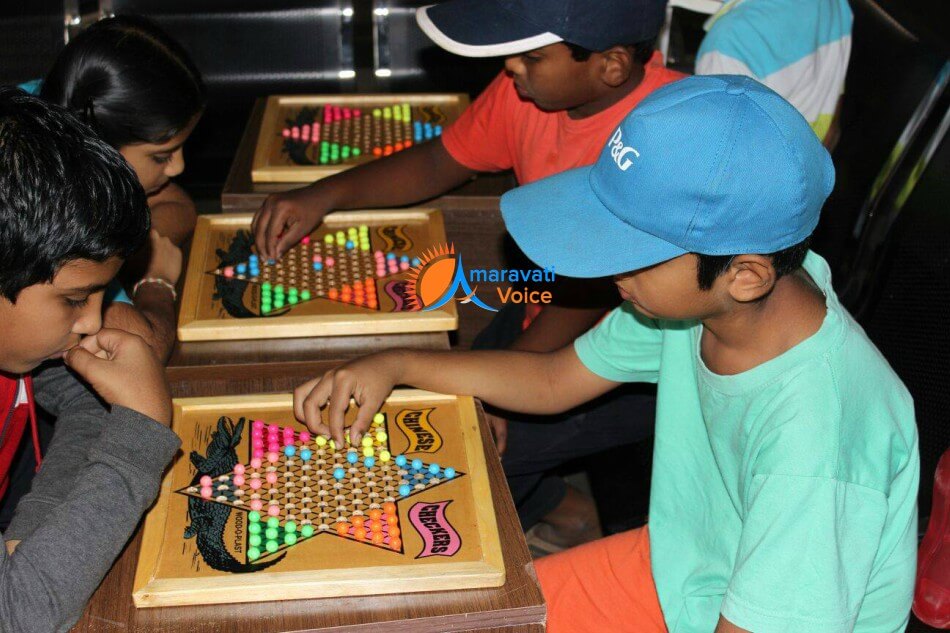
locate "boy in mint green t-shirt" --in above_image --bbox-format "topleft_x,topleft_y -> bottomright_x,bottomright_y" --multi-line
289,75 -> 918,632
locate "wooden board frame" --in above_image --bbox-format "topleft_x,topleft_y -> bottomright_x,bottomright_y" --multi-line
177,210 -> 458,341
133,390 -> 504,608
252,94 -> 470,183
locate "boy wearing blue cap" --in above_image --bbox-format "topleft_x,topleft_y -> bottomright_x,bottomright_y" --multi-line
292,75 -> 918,632
255,0 -> 683,550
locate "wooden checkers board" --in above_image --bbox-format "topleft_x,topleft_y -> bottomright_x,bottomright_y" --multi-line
251,94 -> 469,183
178,210 -> 457,341
133,390 -> 504,608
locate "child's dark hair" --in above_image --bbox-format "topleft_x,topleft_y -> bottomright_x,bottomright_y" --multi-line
41,14 -> 205,148
695,238 -> 812,291
0,86 -> 149,302
565,39 -> 656,66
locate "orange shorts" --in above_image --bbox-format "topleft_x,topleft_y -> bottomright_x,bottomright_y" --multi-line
534,527 -> 667,633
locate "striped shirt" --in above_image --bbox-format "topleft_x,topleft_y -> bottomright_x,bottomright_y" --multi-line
695,0 -> 853,141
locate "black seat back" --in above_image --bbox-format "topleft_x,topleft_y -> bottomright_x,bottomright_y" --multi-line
814,0 -> 945,272
850,71 -> 949,523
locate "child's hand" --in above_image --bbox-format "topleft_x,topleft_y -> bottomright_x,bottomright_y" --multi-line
252,186 -> 329,261
294,353 -> 403,446
64,328 -> 173,427
485,412 -> 509,456
144,229 -> 183,286
102,301 -> 175,363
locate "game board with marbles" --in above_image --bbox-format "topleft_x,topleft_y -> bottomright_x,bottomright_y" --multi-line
177,209 -> 457,341
132,390 -> 503,607
251,94 -> 468,183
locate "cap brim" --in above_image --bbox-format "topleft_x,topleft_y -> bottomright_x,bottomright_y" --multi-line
501,167 -> 688,279
416,2 -> 562,58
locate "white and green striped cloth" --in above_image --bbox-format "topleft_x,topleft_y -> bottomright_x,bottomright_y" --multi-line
696,0 -> 853,141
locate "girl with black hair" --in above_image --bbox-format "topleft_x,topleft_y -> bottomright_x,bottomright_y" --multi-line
42,14 -> 206,360
43,14 -> 204,245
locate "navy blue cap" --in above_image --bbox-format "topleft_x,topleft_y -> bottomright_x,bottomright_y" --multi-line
500,75 -> 836,278
416,0 -> 668,58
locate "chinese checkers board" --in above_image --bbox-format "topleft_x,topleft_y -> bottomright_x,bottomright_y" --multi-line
251,94 -> 469,183
177,209 -> 458,341
132,390 -> 504,608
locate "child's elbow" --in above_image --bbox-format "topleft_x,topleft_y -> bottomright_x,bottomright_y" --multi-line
0,581 -> 83,633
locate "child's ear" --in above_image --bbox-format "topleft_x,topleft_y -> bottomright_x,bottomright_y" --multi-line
726,254 -> 776,303
599,46 -> 636,87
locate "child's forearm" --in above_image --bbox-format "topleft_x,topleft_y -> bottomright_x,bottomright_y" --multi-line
102,296 -> 175,363
0,405 -> 179,632
311,139 -> 477,210
148,183 -> 197,246
4,365 -> 109,542
133,285 -> 177,362
150,201 -> 196,246
296,343 -> 616,443
390,347 -> 587,415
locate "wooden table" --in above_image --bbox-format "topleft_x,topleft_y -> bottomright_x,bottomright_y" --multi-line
72,361 -> 545,632
75,200 -> 541,629
221,99 -> 516,213
71,90 -> 542,633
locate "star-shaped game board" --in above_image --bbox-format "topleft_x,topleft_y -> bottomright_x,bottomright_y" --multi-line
178,413 -> 463,560
211,225 -> 421,312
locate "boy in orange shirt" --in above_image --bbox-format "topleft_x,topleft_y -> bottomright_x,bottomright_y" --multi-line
253,0 -> 682,547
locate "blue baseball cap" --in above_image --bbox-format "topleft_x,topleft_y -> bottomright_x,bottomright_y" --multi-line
416,0 -> 667,58
500,75 -> 836,278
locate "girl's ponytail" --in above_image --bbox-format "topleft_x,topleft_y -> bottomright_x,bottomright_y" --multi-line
42,15 -> 205,149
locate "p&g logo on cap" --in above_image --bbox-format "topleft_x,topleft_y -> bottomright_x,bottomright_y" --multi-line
609,127 -> 639,171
